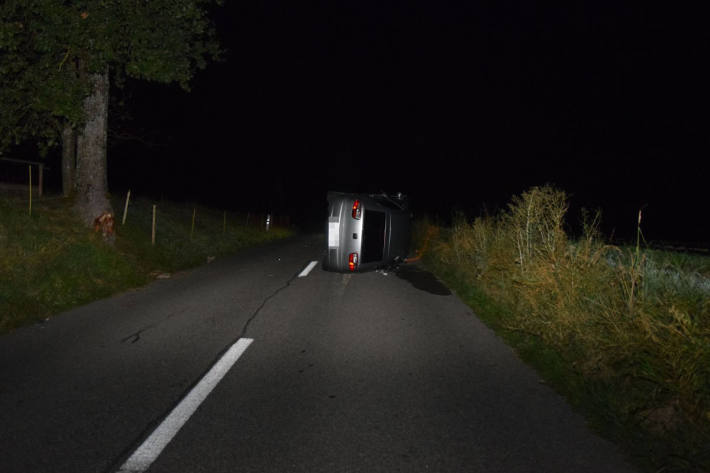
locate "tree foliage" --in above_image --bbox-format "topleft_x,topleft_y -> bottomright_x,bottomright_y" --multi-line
0,0 -> 222,152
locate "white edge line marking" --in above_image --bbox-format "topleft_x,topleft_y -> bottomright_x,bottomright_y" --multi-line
117,337 -> 254,473
298,260 -> 319,278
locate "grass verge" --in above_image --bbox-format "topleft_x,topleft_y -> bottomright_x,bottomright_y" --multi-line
0,195 -> 293,334
413,186 -> 710,473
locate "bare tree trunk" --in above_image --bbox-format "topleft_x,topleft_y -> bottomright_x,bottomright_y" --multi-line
75,67 -> 113,226
61,123 -> 76,197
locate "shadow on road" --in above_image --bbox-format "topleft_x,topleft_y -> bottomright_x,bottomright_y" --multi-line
394,264 -> 451,296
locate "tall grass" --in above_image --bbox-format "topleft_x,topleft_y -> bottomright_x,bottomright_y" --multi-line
418,186 -> 710,473
0,196 -> 293,333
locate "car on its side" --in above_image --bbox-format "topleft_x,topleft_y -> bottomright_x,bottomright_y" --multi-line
324,191 -> 411,272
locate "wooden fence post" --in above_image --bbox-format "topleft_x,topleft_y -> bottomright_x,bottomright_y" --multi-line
122,190 -> 131,225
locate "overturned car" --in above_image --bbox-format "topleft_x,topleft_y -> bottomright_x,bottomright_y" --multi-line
324,191 -> 411,272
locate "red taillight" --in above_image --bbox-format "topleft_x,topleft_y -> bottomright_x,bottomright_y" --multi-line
352,199 -> 361,219
348,252 -> 358,271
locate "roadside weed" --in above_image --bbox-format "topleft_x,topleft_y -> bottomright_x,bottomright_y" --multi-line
0,196 -> 293,333
417,185 -> 710,473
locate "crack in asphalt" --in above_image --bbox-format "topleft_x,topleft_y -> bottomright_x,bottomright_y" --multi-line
120,324 -> 157,344
107,268 -> 304,473
120,308 -> 187,344
119,261 -> 306,345
238,269 -> 302,339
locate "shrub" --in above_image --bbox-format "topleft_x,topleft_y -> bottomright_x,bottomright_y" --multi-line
420,185 -> 710,472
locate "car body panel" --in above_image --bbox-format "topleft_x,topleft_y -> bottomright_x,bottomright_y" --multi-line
324,191 -> 411,272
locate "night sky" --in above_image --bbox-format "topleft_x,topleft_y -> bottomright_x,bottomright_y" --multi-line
96,2 -> 708,243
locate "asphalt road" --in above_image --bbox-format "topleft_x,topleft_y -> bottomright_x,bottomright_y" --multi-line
0,234 -> 638,473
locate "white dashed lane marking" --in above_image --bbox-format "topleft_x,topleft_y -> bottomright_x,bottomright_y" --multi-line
117,338 -> 254,473
298,260 -> 319,278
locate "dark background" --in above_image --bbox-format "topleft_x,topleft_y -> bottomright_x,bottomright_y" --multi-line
45,2 -> 710,243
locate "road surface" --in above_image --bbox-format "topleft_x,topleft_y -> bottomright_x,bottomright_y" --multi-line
0,235 -> 638,473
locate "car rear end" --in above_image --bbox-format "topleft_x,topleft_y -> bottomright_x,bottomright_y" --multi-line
324,192 -> 364,272
324,192 -> 410,272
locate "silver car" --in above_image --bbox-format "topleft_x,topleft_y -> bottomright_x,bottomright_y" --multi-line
324,191 -> 411,272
